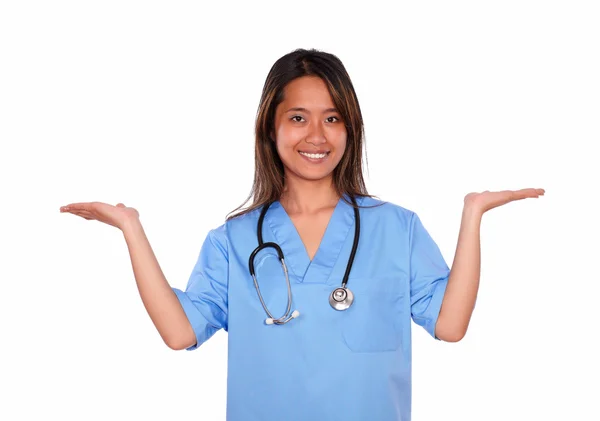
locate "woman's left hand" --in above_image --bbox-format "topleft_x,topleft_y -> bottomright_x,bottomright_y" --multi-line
464,188 -> 545,215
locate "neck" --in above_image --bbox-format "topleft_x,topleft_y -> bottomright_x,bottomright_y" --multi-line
279,175 -> 340,215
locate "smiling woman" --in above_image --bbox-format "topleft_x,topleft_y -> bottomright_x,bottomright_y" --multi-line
227,49 -> 370,221
60,47 -> 545,421
273,76 -> 347,180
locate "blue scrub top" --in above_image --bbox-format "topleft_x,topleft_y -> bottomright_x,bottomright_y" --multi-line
172,195 -> 449,421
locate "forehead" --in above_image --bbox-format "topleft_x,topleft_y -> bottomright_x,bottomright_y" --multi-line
280,76 -> 335,108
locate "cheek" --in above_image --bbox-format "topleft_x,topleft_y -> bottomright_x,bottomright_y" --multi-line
334,136 -> 348,157
274,140 -> 295,170
274,128 -> 302,160
275,138 -> 293,158
274,128 -> 294,149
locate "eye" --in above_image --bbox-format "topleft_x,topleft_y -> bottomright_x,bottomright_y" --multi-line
290,115 -> 341,123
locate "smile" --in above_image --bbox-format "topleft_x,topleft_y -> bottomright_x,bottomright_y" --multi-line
299,151 -> 330,159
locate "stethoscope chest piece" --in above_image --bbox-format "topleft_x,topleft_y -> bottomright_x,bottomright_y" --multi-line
329,287 -> 354,311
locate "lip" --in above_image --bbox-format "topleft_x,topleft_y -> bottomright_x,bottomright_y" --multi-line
298,150 -> 330,154
298,150 -> 330,163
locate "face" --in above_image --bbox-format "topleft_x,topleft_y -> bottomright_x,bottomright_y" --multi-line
272,76 -> 347,184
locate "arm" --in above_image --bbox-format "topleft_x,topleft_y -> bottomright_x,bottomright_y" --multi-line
60,201 -> 224,350
122,218 -> 196,350
435,188 -> 545,342
434,205 -> 481,342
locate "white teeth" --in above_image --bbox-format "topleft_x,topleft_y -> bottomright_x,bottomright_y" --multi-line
300,152 -> 327,159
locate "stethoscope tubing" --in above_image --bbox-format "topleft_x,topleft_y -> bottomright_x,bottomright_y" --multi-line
249,195 -> 360,324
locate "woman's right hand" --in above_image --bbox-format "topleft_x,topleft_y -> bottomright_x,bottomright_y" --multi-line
60,202 -> 140,231
60,201 -> 195,349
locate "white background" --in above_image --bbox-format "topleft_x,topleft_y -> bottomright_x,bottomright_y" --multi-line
1,1 -> 598,420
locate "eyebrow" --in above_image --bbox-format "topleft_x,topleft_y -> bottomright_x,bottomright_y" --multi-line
285,107 -> 339,113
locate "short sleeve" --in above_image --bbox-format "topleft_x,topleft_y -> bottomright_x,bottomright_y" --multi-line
172,226 -> 229,351
409,212 -> 450,341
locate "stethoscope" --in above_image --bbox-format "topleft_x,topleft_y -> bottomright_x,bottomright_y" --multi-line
248,196 -> 360,325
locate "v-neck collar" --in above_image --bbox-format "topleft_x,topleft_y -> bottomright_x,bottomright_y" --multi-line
264,194 -> 357,284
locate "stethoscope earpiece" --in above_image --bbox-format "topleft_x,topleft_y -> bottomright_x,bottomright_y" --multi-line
265,309 -> 300,325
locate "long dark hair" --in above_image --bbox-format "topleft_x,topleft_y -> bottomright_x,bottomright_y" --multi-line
227,48 -> 375,220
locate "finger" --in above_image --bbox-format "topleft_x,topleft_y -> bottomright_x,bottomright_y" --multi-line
61,203 -> 93,212
60,206 -> 78,212
514,188 -> 545,199
65,202 -> 107,214
61,202 -> 93,208
488,190 -> 521,202
496,188 -> 541,201
68,210 -> 95,220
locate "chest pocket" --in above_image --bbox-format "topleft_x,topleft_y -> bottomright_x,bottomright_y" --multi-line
340,277 -> 405,353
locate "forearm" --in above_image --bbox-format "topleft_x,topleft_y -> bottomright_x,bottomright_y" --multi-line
436,205 -> 482,342
121,217 -> 195,350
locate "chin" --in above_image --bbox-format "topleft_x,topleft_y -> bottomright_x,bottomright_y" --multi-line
281,153 -> 340,182
291,167 -> 335,182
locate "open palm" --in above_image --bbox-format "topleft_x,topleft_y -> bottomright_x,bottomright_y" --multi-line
59,202 -> 139,230
464,188 -> 545,214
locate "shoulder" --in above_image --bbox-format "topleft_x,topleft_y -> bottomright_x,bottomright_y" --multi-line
357,195 -> 417,226
206,206 -> 263,252
357,196 -> 429,247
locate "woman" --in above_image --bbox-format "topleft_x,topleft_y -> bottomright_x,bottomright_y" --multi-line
60,48 -> 544,421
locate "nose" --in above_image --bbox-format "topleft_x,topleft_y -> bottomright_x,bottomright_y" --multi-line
305,120 -> 327,146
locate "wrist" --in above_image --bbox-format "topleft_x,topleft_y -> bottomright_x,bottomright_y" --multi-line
462,203 -> 483,221
121,215 -> 143,236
